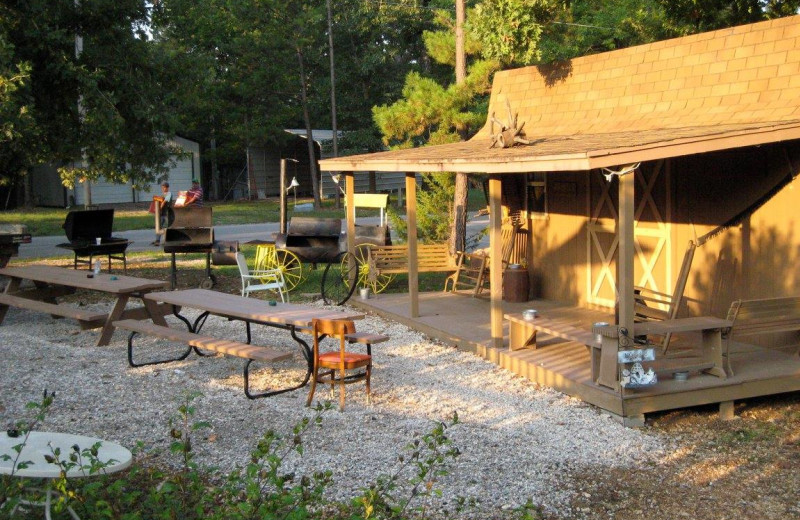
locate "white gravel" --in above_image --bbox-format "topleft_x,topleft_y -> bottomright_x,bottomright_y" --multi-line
0,298 -> 672,518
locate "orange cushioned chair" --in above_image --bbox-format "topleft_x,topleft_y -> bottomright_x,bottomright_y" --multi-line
306,318 -> 373,411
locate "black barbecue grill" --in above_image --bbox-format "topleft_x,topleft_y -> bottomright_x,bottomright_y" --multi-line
56,209 -> 130,272
0,224 -> 32,268
163,206 -> 217,289
274,217 -> 346,266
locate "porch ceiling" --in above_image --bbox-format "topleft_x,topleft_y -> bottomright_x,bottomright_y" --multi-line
319,119 -> 800,174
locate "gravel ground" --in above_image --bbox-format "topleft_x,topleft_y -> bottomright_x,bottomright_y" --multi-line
0,289 -> 797,520
0,293 -> 670,519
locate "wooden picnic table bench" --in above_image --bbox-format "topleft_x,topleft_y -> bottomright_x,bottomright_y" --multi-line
0,293 -> 108,329
0,265 -> 170,345
506,312 -> 731,388
113,318 -> 292,399
505,313 -> 599,351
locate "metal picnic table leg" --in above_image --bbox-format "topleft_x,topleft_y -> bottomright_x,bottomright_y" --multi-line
242,325 -> 313,399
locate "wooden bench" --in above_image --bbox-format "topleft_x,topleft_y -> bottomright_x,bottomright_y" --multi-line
113,319 -> 292,399
367,243 -> 455,275
723,296 -> 800,370
0,293 -> 107,329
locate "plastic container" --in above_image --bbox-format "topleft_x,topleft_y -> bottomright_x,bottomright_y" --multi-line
93,260 -> 102,276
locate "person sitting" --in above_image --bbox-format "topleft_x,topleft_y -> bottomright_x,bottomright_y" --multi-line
151,181 -> 172,246
184,178 -> 204,207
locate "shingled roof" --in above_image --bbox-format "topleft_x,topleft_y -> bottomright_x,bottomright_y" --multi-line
320,15 -> 800,174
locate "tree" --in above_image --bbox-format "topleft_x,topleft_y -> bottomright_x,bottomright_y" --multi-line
537,0 -> 673,63
470,0 -> 555,66
153,0 -> 303,199
0,0 -> 182,204
658,0 -> 800,34
374,19 -> 497,245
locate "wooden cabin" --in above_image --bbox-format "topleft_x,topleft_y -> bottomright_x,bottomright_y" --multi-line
320,16 -> 800,425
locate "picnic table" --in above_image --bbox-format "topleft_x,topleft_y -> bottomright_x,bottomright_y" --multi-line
0,265 -> 169,346
118,288 -> 365,398
0,430 -> 132,520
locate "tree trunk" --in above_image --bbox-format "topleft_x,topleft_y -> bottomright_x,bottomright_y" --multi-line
296,45 -> 322,209
326,0 -> 340,209
450,173 -> 469,255
449,0 -> 468,256
455,0 -> 465,84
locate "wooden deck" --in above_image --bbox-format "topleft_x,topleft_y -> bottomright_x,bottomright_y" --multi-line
352,291 -> 800,425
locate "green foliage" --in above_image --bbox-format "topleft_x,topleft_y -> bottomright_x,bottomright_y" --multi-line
372,58 -> 497,150
538,0 -> 673,63
354,412 -> 461,519
469,0 -> 555,66
388,174 -> 455,244
1,0 -> 181,190
657,0 -> 800,34
0,393 -> 508,520
423,7 -> 482,68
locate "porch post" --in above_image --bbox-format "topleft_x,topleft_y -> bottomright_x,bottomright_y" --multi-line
345,171 -> 355,255
406,172 -> 419,317
489,174 -> 503,348
618,171 -> 635,335
597,169 -> 636,388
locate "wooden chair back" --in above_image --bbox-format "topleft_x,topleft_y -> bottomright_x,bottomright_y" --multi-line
308,318 -> 370,411
312,318 -> 356,354
634,240 -> 696,352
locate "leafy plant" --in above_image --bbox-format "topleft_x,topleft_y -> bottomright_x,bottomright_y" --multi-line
1,391 -> 541,520
354,412 -> 461,520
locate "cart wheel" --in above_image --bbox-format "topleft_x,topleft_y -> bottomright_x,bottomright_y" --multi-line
257,247 -> 304,291
353,244 -> 395,295
321,252 -> 359,305
199,278 -> 214,289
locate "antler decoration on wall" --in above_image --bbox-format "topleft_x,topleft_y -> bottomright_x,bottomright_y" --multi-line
490,99 -> 534,148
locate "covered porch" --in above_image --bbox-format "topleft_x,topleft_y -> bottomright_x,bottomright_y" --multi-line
321,17 -> 800,425
351,290 -> 800,425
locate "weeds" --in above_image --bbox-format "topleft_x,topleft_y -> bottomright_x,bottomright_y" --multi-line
1,391 -> 538,519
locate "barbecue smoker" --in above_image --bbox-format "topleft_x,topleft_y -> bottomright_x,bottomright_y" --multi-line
0,224 -> 32,268
164,206 -> 233,289
274,217 -> 345,266
56,209 -> 130,272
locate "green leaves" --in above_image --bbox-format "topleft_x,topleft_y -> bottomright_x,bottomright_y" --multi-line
470,0 -> 551,66
1,0 -> 181,191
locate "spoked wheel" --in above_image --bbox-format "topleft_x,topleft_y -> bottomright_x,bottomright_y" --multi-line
321,252 -> 359,305
353,244 -> 395,295
256,245 -> 304,291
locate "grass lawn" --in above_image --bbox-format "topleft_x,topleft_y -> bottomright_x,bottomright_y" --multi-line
5,187 -> 481,299
1,188 -> 488,237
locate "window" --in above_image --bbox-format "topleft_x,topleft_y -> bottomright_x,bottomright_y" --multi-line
527,173 -> 547,217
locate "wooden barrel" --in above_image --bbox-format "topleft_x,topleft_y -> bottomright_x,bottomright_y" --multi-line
503,266 -> 529,302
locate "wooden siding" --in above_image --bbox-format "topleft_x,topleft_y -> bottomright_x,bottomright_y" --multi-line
528,141 -> 800,330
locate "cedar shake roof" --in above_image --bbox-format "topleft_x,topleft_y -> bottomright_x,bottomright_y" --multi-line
320,15 -> 800,174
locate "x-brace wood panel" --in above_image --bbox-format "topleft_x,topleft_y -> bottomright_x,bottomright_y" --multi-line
586,162 -> 671,309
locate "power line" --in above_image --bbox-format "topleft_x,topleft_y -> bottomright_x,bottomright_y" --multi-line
551,21 -> 616,31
